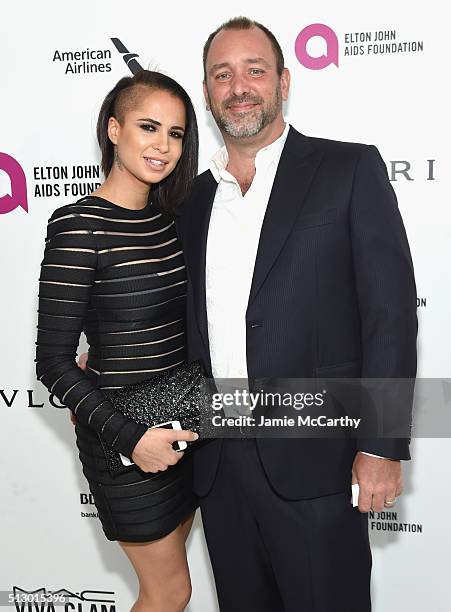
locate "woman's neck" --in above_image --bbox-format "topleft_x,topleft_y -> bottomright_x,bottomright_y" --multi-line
92,165 -> 150,210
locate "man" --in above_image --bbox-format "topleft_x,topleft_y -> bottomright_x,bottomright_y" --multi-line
176,17 -> 417,612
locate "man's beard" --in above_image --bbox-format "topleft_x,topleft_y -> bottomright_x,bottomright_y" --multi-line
208,86 -> 282,139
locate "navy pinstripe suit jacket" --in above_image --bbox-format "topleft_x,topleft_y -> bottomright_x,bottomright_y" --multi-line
176,126 -> 417,499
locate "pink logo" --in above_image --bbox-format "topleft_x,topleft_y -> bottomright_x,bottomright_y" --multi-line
0,152 -> 28,215
295,24 -> 339,70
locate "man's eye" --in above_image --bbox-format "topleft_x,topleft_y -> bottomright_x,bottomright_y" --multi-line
216,73 -> 231,80
250,68 -> 264,75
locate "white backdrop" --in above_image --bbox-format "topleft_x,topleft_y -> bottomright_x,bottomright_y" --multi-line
1,1 -> 449,610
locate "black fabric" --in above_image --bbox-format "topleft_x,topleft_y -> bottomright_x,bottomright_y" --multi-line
200,439 -> 371,612
35,195 -> 198,541
75,420 -> 197,542
176,126 -> 417,499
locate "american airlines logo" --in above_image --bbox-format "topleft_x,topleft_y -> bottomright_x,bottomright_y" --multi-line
111,38 -> 144,75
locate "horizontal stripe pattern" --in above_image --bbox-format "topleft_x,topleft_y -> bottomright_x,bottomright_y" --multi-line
35,196 -> 187,457
75,421 -> 197,541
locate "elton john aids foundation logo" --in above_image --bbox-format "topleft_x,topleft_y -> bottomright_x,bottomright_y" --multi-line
295,23 -> 424,67
0,152 -> 28,214
295,23 -> 339,70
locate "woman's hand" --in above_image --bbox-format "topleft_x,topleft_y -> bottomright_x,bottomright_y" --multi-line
71,351 -> 199,474
131,428 -> 199,473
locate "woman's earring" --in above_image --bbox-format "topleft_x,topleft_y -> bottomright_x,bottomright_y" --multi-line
114,146 -> 123,170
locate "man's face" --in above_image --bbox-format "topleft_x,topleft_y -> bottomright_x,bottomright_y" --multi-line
204,27 -> 290,139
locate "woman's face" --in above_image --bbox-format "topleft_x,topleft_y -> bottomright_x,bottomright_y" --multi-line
108,88 -> 186,185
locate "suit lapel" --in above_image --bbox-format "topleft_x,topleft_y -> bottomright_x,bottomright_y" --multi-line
247,127 -> 323,307
180,128 -> 323,370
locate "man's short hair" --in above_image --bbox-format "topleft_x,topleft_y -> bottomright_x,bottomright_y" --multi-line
203,16 -> 285,80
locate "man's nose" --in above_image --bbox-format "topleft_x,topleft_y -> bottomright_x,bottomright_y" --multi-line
230,73 -> 250,97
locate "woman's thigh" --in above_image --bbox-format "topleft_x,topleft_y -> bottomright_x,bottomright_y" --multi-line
118,511 -> 195,595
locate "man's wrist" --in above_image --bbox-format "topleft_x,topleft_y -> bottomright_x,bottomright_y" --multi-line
360,451 -> 391,460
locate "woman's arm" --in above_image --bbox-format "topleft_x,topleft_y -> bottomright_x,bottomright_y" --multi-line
35,206 -> 148,459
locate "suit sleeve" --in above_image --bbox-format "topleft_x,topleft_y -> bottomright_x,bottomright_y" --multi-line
349,145 -> 418,460
35,209 -> 148,459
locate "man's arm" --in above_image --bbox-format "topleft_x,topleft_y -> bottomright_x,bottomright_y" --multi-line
348,145 -> 417,511
349,144 -> 417,460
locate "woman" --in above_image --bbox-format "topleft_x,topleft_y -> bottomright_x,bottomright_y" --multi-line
35,70 -> 199,612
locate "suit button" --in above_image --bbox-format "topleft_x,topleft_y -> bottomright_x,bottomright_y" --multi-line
249,321 -> 263,328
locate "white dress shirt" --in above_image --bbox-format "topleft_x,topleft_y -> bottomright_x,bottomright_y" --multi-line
205,121 -> 385,459
206,122 -> 290,380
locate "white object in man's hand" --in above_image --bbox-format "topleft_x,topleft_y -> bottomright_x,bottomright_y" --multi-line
352,451 -> 403,513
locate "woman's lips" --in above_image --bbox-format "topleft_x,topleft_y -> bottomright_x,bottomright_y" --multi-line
144,157 -> 167,171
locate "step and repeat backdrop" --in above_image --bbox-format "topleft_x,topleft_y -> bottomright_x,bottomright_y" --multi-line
1,1 -> 449,610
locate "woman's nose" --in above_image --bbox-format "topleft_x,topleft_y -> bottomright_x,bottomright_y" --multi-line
152,133 -> 170,154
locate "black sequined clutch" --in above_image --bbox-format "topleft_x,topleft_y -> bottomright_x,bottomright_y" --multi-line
97,360 -> 211,476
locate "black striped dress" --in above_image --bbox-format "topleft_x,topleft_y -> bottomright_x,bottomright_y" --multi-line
35,195 -> 198,542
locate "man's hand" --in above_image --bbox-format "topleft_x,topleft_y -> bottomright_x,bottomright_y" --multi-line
78,352 -> 88,371
131,428 -> 199,473
352,451 -> 403,513
69,352 -> 89,426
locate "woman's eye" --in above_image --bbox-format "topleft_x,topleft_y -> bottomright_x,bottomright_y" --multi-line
170,131 -> 183,139
140,124 -> 155,132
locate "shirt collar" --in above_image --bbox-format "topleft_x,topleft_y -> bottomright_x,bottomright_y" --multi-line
209,121 -> 290,184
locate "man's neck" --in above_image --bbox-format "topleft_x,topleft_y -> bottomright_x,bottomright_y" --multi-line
223,118 -> 286,181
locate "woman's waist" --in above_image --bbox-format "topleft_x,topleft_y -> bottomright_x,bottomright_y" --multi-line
84,315 -> 185,348
86,349 -> 186,390
86,329 -> 184,359
85,292 -> 186,325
